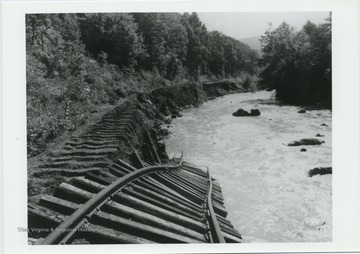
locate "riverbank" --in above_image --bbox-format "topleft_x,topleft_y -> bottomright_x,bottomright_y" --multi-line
28,80 -> 245,199
27,83 -> 332,243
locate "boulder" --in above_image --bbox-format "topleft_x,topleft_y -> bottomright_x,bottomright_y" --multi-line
308,167 -> 332,177
321,123 -> 328,126
232,108 -> 250,116
233,108 -> 261,117
300,148 -> 307,152
250,109 -> 261,116
297,109 -> 306,113
288,138 -> 325,146
315,133 -> 324,137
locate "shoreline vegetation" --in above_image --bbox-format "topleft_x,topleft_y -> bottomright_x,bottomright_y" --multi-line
27,80 -> 245,198
27,12 -> 332,198
259,16 -> 331,105
27,13 -> 259,157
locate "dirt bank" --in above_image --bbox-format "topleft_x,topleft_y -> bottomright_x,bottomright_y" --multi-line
203,80 -> 245,100
28,81 -> 244,200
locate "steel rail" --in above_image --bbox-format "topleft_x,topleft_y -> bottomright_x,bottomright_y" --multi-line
206,168 -> 226,243
37,153 -> 183,245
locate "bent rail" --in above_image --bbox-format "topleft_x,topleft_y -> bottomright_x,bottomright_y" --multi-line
38,154 -> 183,245
206,168 -> 225,243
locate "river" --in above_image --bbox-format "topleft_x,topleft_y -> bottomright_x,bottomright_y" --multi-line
164,91 -> 332,243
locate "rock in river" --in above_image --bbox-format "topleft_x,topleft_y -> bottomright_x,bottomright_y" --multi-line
250,109 -> 261,116
308,167 -> 332,177
288,138 -> 325,146
233,108 -> 249,116
233,108 -> 261,117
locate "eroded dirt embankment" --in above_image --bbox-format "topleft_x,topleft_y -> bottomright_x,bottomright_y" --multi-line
203,80 -> 245,99
28,81 -> 244,200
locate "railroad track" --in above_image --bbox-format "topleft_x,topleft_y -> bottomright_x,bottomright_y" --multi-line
28,99 -> 242,244
28,155 -> 242,244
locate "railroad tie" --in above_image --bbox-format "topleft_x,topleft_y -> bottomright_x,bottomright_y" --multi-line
30,155 -> 242,244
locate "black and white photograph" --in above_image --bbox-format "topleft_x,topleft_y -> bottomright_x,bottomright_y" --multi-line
26,10 -> 332,244
1,0 -> 360,253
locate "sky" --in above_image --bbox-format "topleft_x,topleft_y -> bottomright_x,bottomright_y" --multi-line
197,12 -> 330,39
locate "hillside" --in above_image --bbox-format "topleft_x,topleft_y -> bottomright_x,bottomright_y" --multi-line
239,36 -> 262,53
26,13 -> 259,157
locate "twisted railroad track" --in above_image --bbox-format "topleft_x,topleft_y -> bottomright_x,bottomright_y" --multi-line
28,99 -> 242,244
28,154 -> 242,244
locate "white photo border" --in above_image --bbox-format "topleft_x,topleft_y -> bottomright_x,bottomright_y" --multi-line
2,0 -> 359,253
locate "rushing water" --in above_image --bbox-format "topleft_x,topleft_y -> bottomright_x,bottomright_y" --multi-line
164,91 -> 332,243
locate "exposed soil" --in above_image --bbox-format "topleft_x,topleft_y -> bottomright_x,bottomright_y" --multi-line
203,80 -> 245,100
28,81 -> 243,202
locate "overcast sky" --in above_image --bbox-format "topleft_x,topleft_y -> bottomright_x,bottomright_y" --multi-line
197,12 -> 330,39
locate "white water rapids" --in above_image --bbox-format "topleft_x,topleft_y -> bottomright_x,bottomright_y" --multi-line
164,91 -> 332,243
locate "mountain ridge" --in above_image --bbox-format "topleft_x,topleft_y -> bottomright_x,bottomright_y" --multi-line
239,36 -> 262,53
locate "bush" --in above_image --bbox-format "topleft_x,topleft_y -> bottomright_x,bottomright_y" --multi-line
240,73 -> 258,92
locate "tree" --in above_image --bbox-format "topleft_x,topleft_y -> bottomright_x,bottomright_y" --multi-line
26,14 -> 86,79
133,13 -> 188,79
78,13 -> 147,69
181,12 -> 208,80
302,18 -> 332,101
259,17 -> 331,104
206,31 -> 225,78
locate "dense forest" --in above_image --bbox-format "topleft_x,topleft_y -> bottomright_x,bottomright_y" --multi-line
26,12 -> 331,157
259,15 -> 332,104
26,12 -> 259,156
